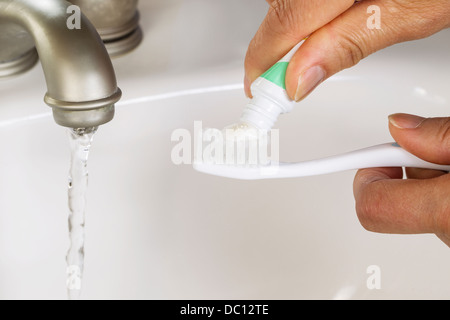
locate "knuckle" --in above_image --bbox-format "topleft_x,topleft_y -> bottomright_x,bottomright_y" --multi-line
336,31 -> 366,67
326,14 -> 372,69
355,183 -> 385,232
266,0 -> 300,39
433,177 -> 450,236
355,199 -> 377,232
268,0 -> 290,20
436,118 -> 450,155
325,16 -> 371,70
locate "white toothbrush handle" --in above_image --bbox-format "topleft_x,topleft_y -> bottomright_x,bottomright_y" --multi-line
274,142 -> 450,179
194,143 -> 450,180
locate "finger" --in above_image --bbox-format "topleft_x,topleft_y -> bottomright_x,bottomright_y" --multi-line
244,0 -> 355,97
388,114 -> 450,165
405,167 -> 448,180
353,167 -> 450,235
284,0 -> 450,101
353,167 -> 403,202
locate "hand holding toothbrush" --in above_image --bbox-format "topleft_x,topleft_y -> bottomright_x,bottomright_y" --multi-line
354,113 -> 450,248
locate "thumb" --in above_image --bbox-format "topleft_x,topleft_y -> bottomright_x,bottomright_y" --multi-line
244,0 -> 355,98
286,0 -> 450,101
388,113 -> 450,165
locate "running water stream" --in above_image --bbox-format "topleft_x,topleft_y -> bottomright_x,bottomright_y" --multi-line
65,127 -> 97,300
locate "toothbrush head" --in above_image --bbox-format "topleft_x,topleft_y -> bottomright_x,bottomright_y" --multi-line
197,121 -> 273,167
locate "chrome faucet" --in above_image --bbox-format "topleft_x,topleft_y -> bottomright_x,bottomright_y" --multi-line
0,0 -> 122,128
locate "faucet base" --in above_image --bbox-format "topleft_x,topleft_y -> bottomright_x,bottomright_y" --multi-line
69,0 -> 143,58
104,26 -> 143,57
99,12 -> 142,57
0,48 -> 38,78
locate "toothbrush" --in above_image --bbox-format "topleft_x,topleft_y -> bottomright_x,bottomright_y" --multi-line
194,40 -> 450,179
193,142 -> 450,180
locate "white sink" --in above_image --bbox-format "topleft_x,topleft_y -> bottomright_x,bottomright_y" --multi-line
0,0 -> 449,299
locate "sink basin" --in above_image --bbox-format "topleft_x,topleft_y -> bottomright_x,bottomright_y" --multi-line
0,0 -> 449,299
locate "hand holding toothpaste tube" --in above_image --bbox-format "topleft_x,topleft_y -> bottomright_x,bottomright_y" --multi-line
244,0 -> 450,101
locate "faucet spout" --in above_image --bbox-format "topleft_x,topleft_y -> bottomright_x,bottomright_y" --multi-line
0,0 -> 121,128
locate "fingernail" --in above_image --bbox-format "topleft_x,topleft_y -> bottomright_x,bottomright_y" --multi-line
295,66 -> 326,102
388,113 -> 425,129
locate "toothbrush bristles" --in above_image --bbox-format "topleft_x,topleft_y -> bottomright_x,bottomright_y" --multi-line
199,122 -> 272,166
